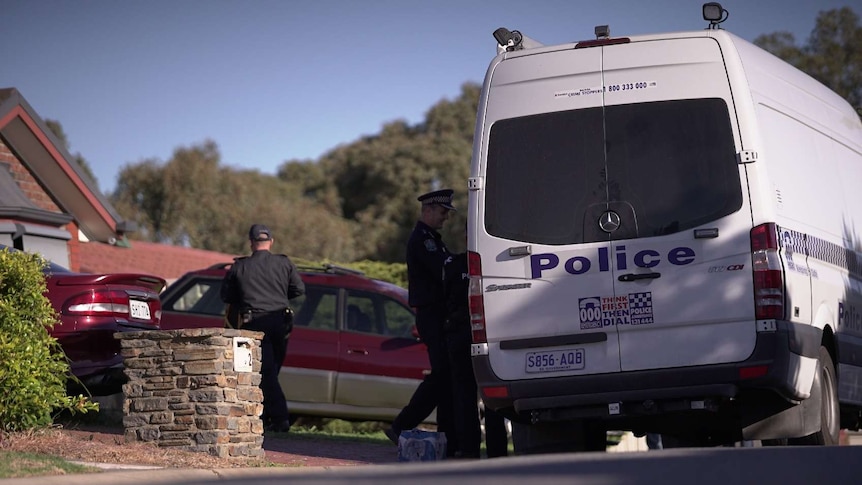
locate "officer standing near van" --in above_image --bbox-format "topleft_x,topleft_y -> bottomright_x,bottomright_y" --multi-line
385,189 -> 457,455
444,247 -> 509,458
221,223 -> 305,433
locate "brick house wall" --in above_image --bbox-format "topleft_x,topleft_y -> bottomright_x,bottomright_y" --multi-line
0,139 -> 63,213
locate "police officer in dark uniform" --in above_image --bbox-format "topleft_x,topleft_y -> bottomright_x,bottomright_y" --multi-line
385,189 -> 457,455
444,249 -> 509,458
221,224 -> 305,433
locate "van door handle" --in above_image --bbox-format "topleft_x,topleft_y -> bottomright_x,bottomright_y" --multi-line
618,272 -> 661,282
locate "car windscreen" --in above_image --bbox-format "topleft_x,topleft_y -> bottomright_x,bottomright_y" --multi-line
485,98 -> 741,244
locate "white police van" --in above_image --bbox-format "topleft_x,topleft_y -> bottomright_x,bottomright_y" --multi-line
467,4 -> 862,451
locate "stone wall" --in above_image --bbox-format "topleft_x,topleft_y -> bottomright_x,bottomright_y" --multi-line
116,328 -> 265,461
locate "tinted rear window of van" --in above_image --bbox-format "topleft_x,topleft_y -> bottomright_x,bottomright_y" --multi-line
485,98 -> 741,244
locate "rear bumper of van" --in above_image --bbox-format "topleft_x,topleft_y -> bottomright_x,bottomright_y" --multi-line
474,320 -> 822,425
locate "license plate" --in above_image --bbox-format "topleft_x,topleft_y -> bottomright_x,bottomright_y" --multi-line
525,348 -> 585,373
129,299 -> 151,320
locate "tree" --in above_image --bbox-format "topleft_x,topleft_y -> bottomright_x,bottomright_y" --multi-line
277,158 -> 342,215
310,83 -> 480,261
111,140 -> 359,261
114,83 -> 482,263
755,7 -> 862,114
111,158 -> 178,242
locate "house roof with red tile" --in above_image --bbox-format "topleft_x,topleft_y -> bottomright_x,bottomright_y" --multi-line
78,239 -> 240,285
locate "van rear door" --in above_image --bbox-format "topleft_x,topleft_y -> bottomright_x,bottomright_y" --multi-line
599,37 -> 755,371
477,36 -> 755,381
480,46 -> 623,379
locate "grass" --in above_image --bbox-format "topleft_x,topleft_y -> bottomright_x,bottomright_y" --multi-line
287,417 -> 517,454
1,412 -> 513,478
280,420 -> 394,445
0,450 -> 99,478
0,415 -> 397,479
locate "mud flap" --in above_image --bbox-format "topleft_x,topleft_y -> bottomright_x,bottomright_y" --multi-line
741,387 -> 820,441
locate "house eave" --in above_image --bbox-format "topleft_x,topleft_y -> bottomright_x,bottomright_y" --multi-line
0,88 -> 131,243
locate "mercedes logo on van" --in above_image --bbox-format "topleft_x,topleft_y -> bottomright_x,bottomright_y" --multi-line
599,211 -> 621,233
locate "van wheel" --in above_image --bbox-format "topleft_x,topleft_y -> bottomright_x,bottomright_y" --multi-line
789,345 -> 839,445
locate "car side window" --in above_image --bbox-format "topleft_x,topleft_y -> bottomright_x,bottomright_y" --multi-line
166,279 -> 224,316
345,290 -> 415,338
345,293 -> 377,334
293,285 -> 337,331
383,299 -> 415,338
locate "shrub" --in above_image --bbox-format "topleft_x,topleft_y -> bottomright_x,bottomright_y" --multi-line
318,259 -> 408,288
0,248 -> 96,432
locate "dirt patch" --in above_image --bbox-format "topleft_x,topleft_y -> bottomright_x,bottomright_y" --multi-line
1,424 -> 398,470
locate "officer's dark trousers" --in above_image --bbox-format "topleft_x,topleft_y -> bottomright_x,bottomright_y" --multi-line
446,326 -> 481,457
483,407 -> 509,458
392,305 -> 455,454
244,312 -> 290,425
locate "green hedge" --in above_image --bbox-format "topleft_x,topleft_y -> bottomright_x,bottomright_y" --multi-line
333,260 -> 407,289
0,248 -> 96,432
294,258 -> 408,289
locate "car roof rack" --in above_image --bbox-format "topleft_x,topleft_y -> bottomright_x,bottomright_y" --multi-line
322,263 -> 365,276
207,261 -> 366,277
295,263 -> 366,276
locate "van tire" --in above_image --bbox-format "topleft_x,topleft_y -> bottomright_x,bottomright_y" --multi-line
789,345 -> 839,446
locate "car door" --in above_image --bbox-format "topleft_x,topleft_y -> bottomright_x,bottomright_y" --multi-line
280,285 -> 341,406
335,289 -> 429,415
160,276 -> 342,407
159,275 -> 227,329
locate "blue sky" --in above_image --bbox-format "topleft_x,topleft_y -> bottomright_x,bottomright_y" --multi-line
1,0 -> 855,193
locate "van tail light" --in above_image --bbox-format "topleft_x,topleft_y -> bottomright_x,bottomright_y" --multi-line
468,250 -> 487,344
750,223 -> 785,320
739,365 -> 769,380
481,385 -> 509,399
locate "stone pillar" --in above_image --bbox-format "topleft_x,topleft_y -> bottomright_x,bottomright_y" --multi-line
115,328 -> 265,461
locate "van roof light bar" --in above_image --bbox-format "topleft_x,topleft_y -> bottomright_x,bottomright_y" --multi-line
595,25 -> 610,40
703,2 -> 729,29
493,27 -> 524,52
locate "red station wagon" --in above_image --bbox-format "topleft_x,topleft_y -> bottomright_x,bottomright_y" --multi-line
1,244 -> 166,396
159,263 -> 431,423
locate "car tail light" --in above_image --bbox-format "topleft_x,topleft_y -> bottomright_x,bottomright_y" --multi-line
468,251 -> 487,344
750,223 -> 785,320
64,289 -> 159,323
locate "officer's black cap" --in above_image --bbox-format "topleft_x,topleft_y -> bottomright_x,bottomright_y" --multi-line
248,224 -> 272,241
417,189 -> 456,210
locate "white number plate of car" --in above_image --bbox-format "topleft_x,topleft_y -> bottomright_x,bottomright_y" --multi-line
129,300 -> 151,320
525,348 -> 585,373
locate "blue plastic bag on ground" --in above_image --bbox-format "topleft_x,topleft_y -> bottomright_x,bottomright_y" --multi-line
397,429 -> 447,462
